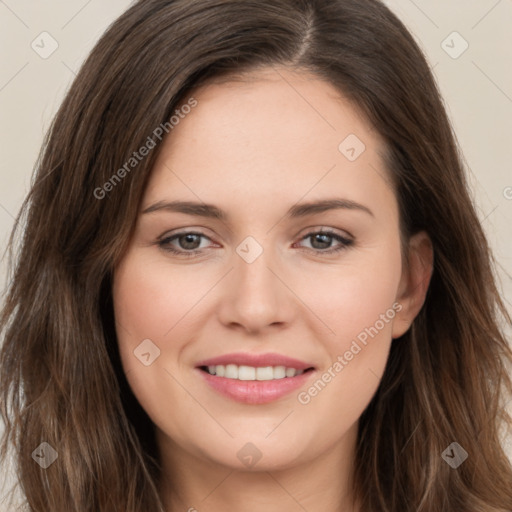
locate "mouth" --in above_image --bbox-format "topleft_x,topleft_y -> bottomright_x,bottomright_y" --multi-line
195,353 -> 316,404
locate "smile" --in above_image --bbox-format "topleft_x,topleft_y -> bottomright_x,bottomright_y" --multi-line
195,353 -> 316,404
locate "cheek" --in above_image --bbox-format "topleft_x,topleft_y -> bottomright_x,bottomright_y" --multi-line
294,244 -> 402,429
111,252 -> 201,435
111,251 -> 181,392
301,239 -> 403,350
112,251 -> 213,352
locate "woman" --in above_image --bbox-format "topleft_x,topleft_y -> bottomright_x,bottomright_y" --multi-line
1,0 -> 511,510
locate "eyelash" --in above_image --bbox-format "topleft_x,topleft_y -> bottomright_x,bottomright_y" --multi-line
157,229 -> 354,258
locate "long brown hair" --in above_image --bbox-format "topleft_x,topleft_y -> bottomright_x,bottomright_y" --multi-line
1,0 -> 511,510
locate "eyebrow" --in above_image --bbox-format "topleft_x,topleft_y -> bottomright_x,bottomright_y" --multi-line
141,198 -> 374,220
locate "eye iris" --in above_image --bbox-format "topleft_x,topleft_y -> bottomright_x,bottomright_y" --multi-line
179,234 -> 201,250
311,233 -> 332,250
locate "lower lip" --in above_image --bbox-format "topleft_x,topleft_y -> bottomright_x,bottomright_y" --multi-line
196,368 -> 314,404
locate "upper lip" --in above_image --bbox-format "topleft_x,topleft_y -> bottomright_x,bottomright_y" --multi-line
196,352 -> 314,370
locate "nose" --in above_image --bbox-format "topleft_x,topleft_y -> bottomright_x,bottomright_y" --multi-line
216,242 -> 295,335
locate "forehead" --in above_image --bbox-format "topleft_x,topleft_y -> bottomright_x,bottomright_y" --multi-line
143,67 -> 394,221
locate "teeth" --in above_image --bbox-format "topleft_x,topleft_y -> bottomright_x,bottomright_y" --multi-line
238,365 -> 255,380
205,364 -> 306,380
225,364 -> 238,379
271,366 -> 286,379
256,366 -> 275,380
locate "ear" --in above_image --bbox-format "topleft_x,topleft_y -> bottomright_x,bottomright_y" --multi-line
392,230 -> 434,339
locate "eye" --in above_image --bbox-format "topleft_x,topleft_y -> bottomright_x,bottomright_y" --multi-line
294,230 -> 353,255
158,231 -> 214,257
157,228 -> 354,258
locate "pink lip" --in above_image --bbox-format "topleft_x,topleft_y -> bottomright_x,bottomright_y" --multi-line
196,352 -> 314,370
197,369 -> 314,404
195,352 -> 316,405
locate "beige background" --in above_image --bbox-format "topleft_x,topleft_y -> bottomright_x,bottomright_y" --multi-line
1,0 -> 511,508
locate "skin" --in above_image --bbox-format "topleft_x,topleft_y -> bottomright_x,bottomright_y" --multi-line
112,66 -> 433,512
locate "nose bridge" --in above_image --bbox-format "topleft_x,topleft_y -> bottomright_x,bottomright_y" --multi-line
234,233 -> 280,302
219,233 -> 290,332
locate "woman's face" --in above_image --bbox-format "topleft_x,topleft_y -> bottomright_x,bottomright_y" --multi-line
112,67 -> 431,474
